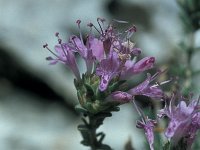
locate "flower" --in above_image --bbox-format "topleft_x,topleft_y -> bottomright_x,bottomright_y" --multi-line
120,56 -> 155,80
158,94 -> 200,148
44,42 -> 81,80
136,117 -> 157,150
87,35 -> 104,61
128,72 -> 165,100
96,53 -> 121,91
44,18 -> 165,113
133,100 -> 156,150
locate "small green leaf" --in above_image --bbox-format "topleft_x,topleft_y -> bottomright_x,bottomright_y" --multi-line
81,140 -> 90,146
75,105 -> 88,114
109,80 -> 126,92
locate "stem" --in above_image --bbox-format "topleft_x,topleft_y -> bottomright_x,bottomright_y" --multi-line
80,113 -> 112,150
88,115 -> 99,150
76,106 -> 119,150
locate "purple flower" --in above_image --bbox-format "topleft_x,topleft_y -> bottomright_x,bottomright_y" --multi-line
158,94 -> 200,148
44,19 -> 158,90
44,18 -> 165,113
136,118 -> 157,150
131,57 -> 155,73
86,35 -> 104,61
133,99 -> 156,150
102,70 -> 167,103
69,35 -> 104,61
69,35 -> 96,74
44,43 -> 81,80
128,72 -> 165,99
68,20 -> 104,74
121,57 -> 155,79
69,36 -> 86,53
96,53 -> 120,91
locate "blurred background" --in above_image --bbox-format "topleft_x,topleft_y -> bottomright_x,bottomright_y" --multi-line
1,0 -> 200,149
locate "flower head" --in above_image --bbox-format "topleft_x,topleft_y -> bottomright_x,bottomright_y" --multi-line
44,18 -> 165,113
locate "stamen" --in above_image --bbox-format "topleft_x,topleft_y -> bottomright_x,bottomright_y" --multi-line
43,43 -> 59,58
76,19 -> 84,44
43,43 -> 48,48
87,22 -> 93,27
151,70 -> 162,81
54,32 -> 68,59
97,17 -> 106,23
54,32 -> 62,44
151,79 -> 172,87
97,18 -> 104,34
58,39 -> 62,44
55,32 -> 59,37
76,19 -> 81,28
60,43 -> 68,59
132,98 -> 146,123
87,22 -> 101,34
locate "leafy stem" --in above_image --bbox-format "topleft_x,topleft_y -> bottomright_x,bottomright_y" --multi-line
76,105 -> 120,150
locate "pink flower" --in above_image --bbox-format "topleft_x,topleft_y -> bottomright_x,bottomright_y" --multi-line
128,72 -> 165,99
44,18 -> 166,113
120,57 -> 155,80
96,53 -> 120,91
44,43 -> 81,80
87,35 -> 104,61
158,94 -> 200,148
134,100 -> 156,150
136,118 -> 157,150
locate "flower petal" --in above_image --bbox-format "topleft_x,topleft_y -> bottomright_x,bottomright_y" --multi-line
87,35 -> 104,61
132,57 -> 155,74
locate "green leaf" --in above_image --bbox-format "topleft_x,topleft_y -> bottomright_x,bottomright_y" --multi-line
75,105 -> 88,114
109,80 -> 126,92
84,83 -> 95,99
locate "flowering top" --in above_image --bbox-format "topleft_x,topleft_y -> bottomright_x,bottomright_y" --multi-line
158,94 -> 200,148
44,18 -> 164,113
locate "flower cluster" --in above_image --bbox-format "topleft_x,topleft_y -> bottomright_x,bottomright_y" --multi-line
134,93 -> 200,150
43,18 -> 164,113
158,94 -> 200,149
